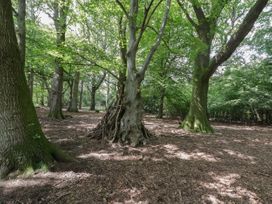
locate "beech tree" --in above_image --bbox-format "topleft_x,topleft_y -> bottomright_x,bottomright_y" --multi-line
0,0 -> 68,179
177,0 -> 269,133
90,0 -> 171,146
48,0 -> 70,119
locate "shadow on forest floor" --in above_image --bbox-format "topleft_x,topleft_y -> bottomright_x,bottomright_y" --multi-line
0,108 -> 272,203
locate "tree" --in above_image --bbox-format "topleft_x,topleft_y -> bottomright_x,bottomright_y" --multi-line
48,0 -> 70,119
0,0 -> 68,179
88,72 -> 106,111
177,0 -> 269,133
90,0 -> 171,146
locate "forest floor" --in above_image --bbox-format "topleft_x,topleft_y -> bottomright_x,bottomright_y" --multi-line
1,108 -> 272,204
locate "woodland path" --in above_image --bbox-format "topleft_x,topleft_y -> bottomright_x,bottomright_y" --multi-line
1,108 -> 272,203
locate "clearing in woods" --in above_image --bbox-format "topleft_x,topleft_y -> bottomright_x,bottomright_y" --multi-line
1,108 -> 272,203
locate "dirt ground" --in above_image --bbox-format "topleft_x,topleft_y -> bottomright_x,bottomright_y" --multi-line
1,108 -> 272,204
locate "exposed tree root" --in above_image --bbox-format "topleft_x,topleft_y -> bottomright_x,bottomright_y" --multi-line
0,143 -> 71,179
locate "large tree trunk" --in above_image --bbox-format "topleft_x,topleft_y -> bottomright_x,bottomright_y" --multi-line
119,76 -> 149,146
0,0 -> 68,179
181,70 -> 213,133
181,42 -> 213,133
88,73 -> 151,146
68,72 -> 80,112
48,62 -> 64,119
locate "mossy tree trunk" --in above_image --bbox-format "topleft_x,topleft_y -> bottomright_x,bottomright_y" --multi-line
181,68 -> 213,133
0,0 -> 68,179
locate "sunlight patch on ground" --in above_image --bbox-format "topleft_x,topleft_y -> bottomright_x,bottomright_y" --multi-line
252,138 -> 272,146
201,173 -> 260,203
223,149 -> 256,164
78,151 -> 142,161
112,188 -> 148,204
55,138 -> 75,143
0,171 -> 91,194
163,144 -> 219,162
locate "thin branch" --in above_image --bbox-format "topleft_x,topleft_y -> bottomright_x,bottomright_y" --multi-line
138,0 -> 171,81
69,51 -> 119,79
176,0 -> 198,29
208,0 -> 269,77
116,0 -> 129,19
209,0 -> 229,25
134,0 -> 156,49
146,25 -> 181,55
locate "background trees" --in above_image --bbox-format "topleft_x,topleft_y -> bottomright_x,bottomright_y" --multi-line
7,0 -> 271,138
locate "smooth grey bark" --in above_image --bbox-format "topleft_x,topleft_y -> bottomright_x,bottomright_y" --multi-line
67,72 -> 80,112
0,0 -> 68,179
48,0 -> 69,119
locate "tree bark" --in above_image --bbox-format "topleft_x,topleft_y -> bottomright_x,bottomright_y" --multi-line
68,72 -> 80,112
18,0 -> 26,69
48,62 -> 64,119
90,86 -> 96,111
181,71 -> 213,133
88,72 -> 106,111
0,0 -> 68,179
79,80 -> 84,109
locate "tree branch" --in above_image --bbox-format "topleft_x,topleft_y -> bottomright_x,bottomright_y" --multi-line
138,0 -> 171,81
134,0 -> 156,49
176,0 -> 198,29
191,0 -> 207,24
116,0 -> 129,19
208,0 -> 269,77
